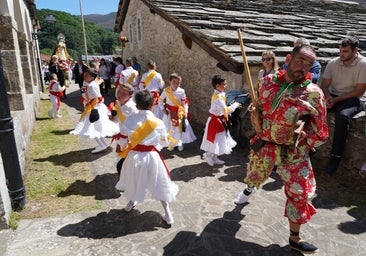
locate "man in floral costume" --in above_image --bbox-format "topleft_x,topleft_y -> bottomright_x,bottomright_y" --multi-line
234,44 -> 328,254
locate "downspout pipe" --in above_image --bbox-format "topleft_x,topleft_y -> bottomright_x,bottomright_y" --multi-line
0,52 -> 26,211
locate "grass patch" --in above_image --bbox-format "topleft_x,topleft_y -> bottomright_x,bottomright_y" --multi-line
8,211 -> 21,230
15,99 -> 101,221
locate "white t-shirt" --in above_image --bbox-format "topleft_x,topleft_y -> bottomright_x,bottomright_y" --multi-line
322,54 -> 366,101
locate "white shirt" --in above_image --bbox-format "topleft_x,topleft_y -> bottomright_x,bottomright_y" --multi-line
139,70 -> 164,92
119,66 -> 139,86
323,54 -> 366,101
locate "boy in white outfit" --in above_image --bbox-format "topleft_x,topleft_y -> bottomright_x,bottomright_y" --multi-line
200,75 -> 241,166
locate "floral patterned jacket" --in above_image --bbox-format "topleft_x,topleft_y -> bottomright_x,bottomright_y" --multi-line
252,70 -> 328,164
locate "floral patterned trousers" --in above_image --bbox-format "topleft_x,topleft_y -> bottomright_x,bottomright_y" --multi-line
244,146 -> 317,224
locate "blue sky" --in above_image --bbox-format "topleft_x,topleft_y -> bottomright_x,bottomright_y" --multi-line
35,0 -> 120,15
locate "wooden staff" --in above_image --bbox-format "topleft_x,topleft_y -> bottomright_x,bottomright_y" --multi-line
237,28 -> 262,133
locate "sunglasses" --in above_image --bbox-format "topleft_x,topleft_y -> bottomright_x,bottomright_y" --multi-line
262,57 -> 272,62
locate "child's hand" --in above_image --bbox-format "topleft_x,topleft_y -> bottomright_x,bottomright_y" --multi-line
231,102 -> 241,110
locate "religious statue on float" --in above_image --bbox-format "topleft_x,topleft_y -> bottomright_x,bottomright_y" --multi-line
52,33 -> 71,61
50,33 -> 73,86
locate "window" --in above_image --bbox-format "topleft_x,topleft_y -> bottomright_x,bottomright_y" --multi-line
137,11 -> 142,49
137,18 -> 142,41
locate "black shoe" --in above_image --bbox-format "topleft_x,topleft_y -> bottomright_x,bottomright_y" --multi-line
289,238 -> 318,254
324,155 -> 341,175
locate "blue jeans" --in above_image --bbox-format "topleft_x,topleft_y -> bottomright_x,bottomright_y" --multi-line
328,96 -> 364,157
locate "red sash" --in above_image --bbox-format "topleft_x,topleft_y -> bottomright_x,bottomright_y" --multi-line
206,114 -> 225,143
132,144 -> 170,177
49,81 -> 63,109
112,133 -> 128,144
165,104 -> 179,127
152,91 -> 160,105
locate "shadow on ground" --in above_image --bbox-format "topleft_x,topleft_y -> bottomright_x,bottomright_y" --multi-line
33,147 -> 113,167
58,173 -> 121,200
57,209 -> 170,239
163,205 -> 302,256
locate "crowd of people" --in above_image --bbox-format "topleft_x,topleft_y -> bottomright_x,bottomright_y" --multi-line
42,33 -> 366,254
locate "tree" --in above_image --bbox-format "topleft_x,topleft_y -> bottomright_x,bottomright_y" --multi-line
37,9 -> 119,60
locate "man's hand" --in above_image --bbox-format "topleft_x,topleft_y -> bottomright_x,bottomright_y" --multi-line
294,120 -> 306,147
326,96 -> 335,109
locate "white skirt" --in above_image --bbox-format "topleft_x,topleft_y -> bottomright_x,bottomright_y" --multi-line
115,150 -> 179,203
70,102 -> 119,138
162,115 -> 197,146
200,116 -> 237,155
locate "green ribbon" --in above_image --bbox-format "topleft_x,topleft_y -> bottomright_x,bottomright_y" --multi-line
271,71 -> 311,110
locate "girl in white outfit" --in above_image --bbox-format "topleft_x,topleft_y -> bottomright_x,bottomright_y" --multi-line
70,68 -> 119,153
159,73 -> 196,151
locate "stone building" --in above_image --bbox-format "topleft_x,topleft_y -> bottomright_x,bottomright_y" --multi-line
115,1 -> 366,174
114,0 -> 366,123
0,0 -> 41,228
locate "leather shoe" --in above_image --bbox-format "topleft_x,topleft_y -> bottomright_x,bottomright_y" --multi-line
289,238 -> 318,254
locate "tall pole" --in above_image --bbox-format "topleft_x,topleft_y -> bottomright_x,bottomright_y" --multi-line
79,0 -> 88,63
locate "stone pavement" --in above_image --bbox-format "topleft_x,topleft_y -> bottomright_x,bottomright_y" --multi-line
1,83 -> 366,256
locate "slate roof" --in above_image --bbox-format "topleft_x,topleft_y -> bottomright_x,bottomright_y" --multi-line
115,0 -> 366,74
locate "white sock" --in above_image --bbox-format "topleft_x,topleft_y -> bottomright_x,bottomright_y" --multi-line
160,200 -> 171,216
100,138 -> 109,147
95,137 -> 105,147
206,152 -> 214,159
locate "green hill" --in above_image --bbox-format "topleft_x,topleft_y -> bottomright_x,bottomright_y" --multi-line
37,9 -> 119,60
83,12 -> 117,31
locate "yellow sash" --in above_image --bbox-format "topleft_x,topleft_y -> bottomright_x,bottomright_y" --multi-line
143,70 -> 157,87
115,101 -> 126,123
211,93 -> 228,120
119,118 -> 158,158
126,70 -> 138,84
80,98 -> 98,121
165,87 -> 185,131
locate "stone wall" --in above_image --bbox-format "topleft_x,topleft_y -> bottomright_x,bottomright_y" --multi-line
121,1 -> 262,125
121,1 -> 365,173
0,0 -> 40,229
312,112 -> 366,173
